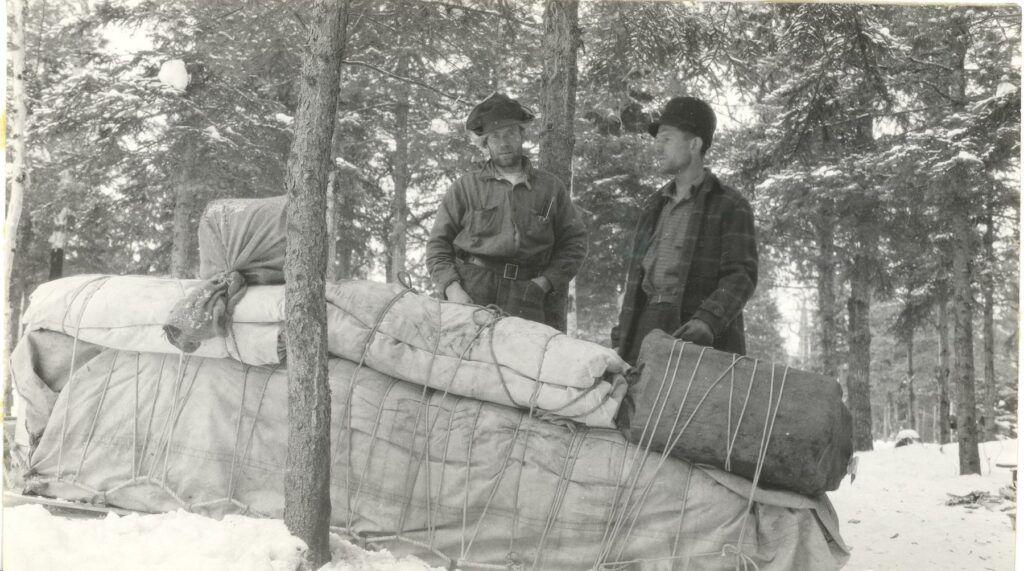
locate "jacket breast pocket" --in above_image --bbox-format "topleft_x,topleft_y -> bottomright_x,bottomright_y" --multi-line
466,206 -> 502,242
524,210 -> 554,246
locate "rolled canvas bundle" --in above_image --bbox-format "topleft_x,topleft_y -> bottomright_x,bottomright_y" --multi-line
22,275 -> 627,427
624,329 -> 854,496
13,330 -> 849,570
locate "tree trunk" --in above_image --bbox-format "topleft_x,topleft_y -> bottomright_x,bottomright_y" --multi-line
906,330 -> 915,430
798,294 -> 811,367
538,0 -> 580,333
951,206 -> 981,474
48,207 -> 72,280
981,207 -> 996,440
847,246 -> 874,451
388,53 -> 411,284
883,391 -> 892,438
5,0 -> 29,417
335,163 -> 360,280
814,214 -> 839,378
946,14 -> 981,475
170,146 -> 199,279
326,170 -> 339,281
283,0 -> 348,565
538,0 -> 579,190
936,296 -> 952,445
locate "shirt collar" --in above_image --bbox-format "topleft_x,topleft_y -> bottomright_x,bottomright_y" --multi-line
660,168 -> 711,202
479,156 -> 534,189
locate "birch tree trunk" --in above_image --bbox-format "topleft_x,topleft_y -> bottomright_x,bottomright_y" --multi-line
283,0 -> 348,565
538,0 -> 580,333
5,0 -> 29,416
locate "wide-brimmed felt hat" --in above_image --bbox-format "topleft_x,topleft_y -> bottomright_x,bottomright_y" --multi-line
466,92 -> 535,136
648,96 -> 716,153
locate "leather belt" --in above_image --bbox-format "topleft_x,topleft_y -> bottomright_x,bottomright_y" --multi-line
647,294 -> 680,305
463,255 -> 539,281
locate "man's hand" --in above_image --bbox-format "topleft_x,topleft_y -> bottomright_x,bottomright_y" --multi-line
532,276 -> 552,293
445,281 -> 474,304
672,319 -> 714,346
522,276 -> 552,305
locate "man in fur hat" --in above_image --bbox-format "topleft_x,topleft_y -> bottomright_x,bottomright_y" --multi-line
612,96 -> 758,363
426,92 -> 587,331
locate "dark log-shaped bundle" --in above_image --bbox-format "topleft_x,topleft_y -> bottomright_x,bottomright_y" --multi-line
624,329 -> 853,496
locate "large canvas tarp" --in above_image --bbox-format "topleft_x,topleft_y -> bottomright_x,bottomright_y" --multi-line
627,330 -> 853,496
14,331 -> 848,570
23,275 -> 627,427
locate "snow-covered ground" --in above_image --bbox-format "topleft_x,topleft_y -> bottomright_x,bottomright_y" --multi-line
1,506 -> 443,571
830,438 -> 1018,571
2,439 -> 1018,570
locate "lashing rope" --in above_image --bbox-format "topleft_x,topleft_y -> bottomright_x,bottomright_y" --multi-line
596,339 -> 789,571
41,278 -> 796,571
73,350 -> 120,482
136,354 -> 169,478
596,339 -> 692,565
55,276 -> 110,480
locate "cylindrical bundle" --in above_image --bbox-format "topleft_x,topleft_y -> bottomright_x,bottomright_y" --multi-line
626,330 -> 853,497
15,332 -> 849,570
323,280 -> 627,427
22,275 -> 627,427
22,274 -> 283,365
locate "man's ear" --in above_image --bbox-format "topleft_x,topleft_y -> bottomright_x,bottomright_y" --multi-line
691,136 -> 704,155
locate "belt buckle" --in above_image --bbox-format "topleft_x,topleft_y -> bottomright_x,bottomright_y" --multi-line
503,263 -> 519,280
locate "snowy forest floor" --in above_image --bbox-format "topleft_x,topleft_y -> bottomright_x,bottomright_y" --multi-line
2,439 -> 1018,570
830,438 -> 1018,570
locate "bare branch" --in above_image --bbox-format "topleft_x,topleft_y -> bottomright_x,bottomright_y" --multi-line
341,59 -> 464,103
907,55 -> 954,73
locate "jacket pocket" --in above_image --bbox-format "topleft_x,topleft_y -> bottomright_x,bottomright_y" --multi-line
466,206 -> 502,245
523,210 -> 555,248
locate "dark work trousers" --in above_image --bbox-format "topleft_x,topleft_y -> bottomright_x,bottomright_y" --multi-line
623,301 -> 681,365
456,260 -> 547,326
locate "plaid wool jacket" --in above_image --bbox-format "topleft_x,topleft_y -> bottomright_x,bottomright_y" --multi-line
612,169 -> 758,357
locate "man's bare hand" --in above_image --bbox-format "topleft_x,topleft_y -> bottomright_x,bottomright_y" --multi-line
672,318 -> 714,346
445,281 -> 474,304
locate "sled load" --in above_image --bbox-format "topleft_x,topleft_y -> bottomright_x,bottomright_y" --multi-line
10,196 -> 852,570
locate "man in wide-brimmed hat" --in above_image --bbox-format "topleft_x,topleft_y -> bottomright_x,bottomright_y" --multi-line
426,92 -> 587,330
612,96 -> 758,363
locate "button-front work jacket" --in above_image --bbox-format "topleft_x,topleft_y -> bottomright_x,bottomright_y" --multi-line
426,157 -> 588,296
613,169 -> 758,356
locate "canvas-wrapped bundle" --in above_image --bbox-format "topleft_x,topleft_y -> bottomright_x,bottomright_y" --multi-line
22,275 -> 627,427
12,329 -> 850,570
624,329 -> 853,497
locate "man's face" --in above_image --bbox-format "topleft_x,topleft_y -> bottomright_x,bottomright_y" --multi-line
486,124 -> 525,168
653,125 -> 699,176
